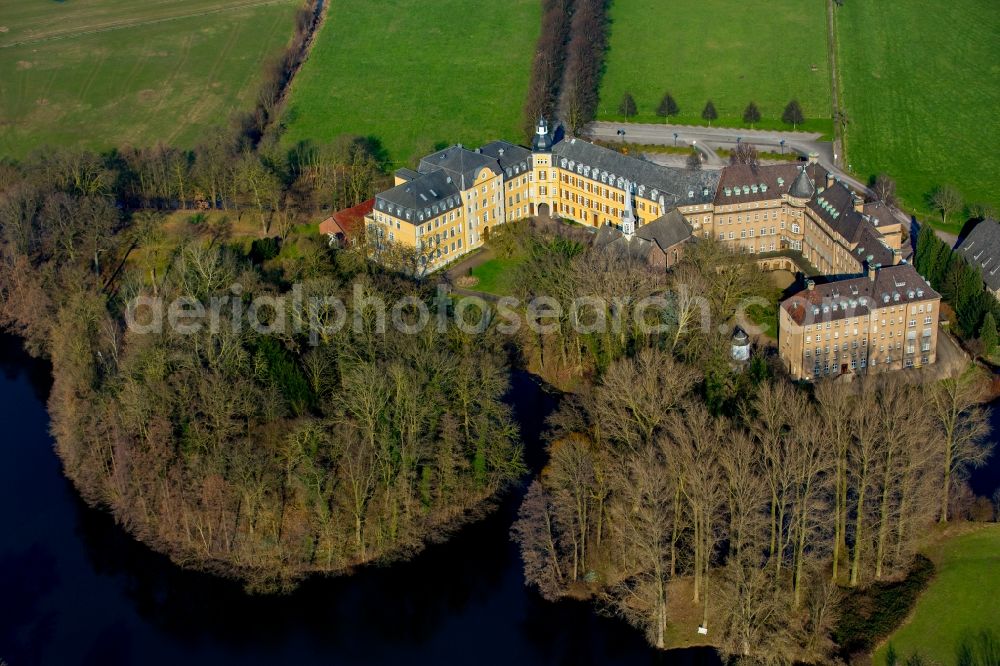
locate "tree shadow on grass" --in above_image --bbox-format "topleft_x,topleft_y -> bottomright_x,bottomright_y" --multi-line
957,628 -> 1000,666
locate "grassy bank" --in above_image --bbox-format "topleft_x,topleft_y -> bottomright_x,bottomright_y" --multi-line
0,0 -> 301,156
872,524 -> 1000,665
281,0 -> 539,168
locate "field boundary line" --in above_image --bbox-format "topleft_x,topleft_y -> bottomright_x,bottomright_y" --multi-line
826,0 -> 843,169
0,0 -> 294,49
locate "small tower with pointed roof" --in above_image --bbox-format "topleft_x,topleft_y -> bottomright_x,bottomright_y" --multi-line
731,326 -> 751,362
532,117 -> 553,153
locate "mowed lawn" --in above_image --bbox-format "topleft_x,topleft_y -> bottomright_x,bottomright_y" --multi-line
281,0 -> 540,168
468,255 -> 526,296
837,0 -> 1000,226
0,0 -> 300,157
599,0 -> 832,132
873,525 -> 1000,665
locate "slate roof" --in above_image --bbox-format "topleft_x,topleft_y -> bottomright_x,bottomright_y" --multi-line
593,208 -> 693,261
790,165 -> 817,199
862,201 -> 896,231
418,145 -> 502,188
782,263 -> 939,326
394,167 -> 421,183
956,219 -> 1000,291
479,140 -> 533,176
853,223 -> 896,269
636,208 -> 692,250
809,180 -> 858,236
375,170 -> 462,225
714,162 -> 828,205
593,225 -> 657,262
553,138 -> 720,207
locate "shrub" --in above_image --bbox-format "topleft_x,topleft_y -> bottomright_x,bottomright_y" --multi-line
833,555 -> 935,658
250,236 -> 282,263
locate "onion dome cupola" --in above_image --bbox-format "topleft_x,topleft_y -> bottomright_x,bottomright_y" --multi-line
532,117 -> 553,153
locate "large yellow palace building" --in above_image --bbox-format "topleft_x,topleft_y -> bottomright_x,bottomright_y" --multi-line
368,119 -> 902,274
365,118 -> 939,379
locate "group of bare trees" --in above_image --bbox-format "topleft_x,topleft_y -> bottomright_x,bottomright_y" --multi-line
507,223 -> 774,413
8,135 -> 383,242
520,0 -> 609,137
0,162 -> 522,590
522,0 -> 572,141
514,355 -> 991,660
561,0 -> 610,134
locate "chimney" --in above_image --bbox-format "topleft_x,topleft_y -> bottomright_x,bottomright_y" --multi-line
808,152 -> 819,165
826,172 -> 834,189
868,263 -> 876,282
806,279 -> 815,291
853,193 -> 864,213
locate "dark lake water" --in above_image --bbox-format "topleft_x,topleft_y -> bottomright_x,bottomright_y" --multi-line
0,334 -> 724,666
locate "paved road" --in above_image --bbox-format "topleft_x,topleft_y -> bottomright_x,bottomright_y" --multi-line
585,120 -> 837,171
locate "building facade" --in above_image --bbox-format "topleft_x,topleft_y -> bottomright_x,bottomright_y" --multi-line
368,119 -> 901,276
363,117 -> 941,380
779,264 -> 941,381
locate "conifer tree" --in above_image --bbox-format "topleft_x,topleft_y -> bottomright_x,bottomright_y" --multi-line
656,92 -> 679,119
701,100 -> 718,126
782,99 -> 805,129
928,242 -> 953,288
915,225 -> 936,273
980,312 -> 997,357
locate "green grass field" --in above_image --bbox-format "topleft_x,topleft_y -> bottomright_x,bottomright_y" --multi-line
0,0 -> 300,157
599,0 -> 832,131
873,525 -> 1000,665
468,255 -> 526,296
281,0 -> 539,168
837,0 -> 1000,228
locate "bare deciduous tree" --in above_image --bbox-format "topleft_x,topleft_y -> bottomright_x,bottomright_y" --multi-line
926,368 -> 992,522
